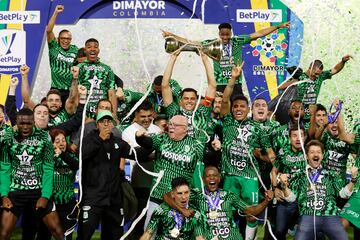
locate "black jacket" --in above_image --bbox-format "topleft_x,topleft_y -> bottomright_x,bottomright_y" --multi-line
81,129 -> 149,207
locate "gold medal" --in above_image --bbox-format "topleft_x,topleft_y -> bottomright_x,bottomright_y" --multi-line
169,228 -> 180,238
209,210 -> 218,219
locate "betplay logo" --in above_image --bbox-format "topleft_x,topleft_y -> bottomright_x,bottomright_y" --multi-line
236,9 -> 282,22
0,30 -> 26,74
0,11 -> 40,24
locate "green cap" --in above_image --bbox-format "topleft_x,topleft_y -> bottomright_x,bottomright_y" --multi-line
96,110 -> 114,123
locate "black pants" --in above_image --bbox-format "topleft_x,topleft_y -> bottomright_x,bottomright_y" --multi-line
77,205 -> 124,240
127,187 -> 150,239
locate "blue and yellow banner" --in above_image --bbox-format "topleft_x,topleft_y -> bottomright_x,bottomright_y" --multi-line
0,0 -> 303,107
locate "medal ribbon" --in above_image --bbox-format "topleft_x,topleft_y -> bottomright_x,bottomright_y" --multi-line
156,94 -> 163,107
309,169 -> 322,184
172,210 -> 183,229
222,41 -> 232,57
205,189 -> 221,210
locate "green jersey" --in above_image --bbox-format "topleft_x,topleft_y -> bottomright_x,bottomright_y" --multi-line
221,115 -> 270,178
148,79 -> 182,115
117,89 -> 144,127
274,144 -> 306,181
273,121 -> 310,153
78,60 -> 115,118
0,127 -> 54,199
204,35 -> 251,86
165,102 -> 212,141
147,203 -> 201,240
321,131 -> 355,178
290,168 -> 345,216
297,70 -> 332,120
53,152 -> 78,204
48,109 -> 72,128
190,188 -> 247,240
256,120 -> 280,180
150,134 -> 205,201
48,39 -> 78,90
0,124 -> 12,147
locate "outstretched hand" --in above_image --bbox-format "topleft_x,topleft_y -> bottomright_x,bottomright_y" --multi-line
278,21 -> 290,29
342,54 -> 353,63
231,60 -> 244,78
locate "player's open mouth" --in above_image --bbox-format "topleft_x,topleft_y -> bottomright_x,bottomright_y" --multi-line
313,157 -> 320,162
209,181 -> 216,186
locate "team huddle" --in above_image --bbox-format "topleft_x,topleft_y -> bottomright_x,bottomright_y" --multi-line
0,4 -> 359,240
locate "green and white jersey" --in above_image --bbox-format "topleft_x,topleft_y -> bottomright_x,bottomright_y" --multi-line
190,188 -> 247,240
297,70 -> 332,120
48,39 -> 78,90
0,127 -> 54,199
148,79 -> 182,115
203,35 -> 251,86
53,152 -> 78,204
221,115 -> 270,178
0,124 -> 12,147
256,119 -> 280,177
290,168 -> 345,216
147,203 -> 201,240
78,60 -> 115,118
321,131 -> 355,178
273,122 -> 309,153
207,116 -> 223,139
48,109 -> 72,128
150,134 -> 205,201
165,102 -> 212,142
117,89 -> 144,127
258,119 -> 280,150
274,144 -> 306,181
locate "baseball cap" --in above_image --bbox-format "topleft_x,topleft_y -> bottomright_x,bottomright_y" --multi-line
96,110 -> 114,123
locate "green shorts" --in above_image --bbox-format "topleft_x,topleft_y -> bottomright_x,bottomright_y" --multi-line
223,175 -> 259,205
340,190 -> 360,228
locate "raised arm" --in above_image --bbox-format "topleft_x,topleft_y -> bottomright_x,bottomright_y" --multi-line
278,78 -> 298,91
200,51 -> 216,99
162,51 -> 180,107
250,22 -> 290,40
20,65 -> 36,110
220,62 -> 244,116
331,54 -> 353,75
6,77 -> 19,126
65,66 -> 79,114
46,5 -> 64,42
337,113 -> 355,144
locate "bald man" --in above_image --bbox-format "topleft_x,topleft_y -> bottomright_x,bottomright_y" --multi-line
135,115 -> 206,231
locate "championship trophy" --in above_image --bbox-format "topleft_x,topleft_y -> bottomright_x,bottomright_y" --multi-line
164,36 -> 222,61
